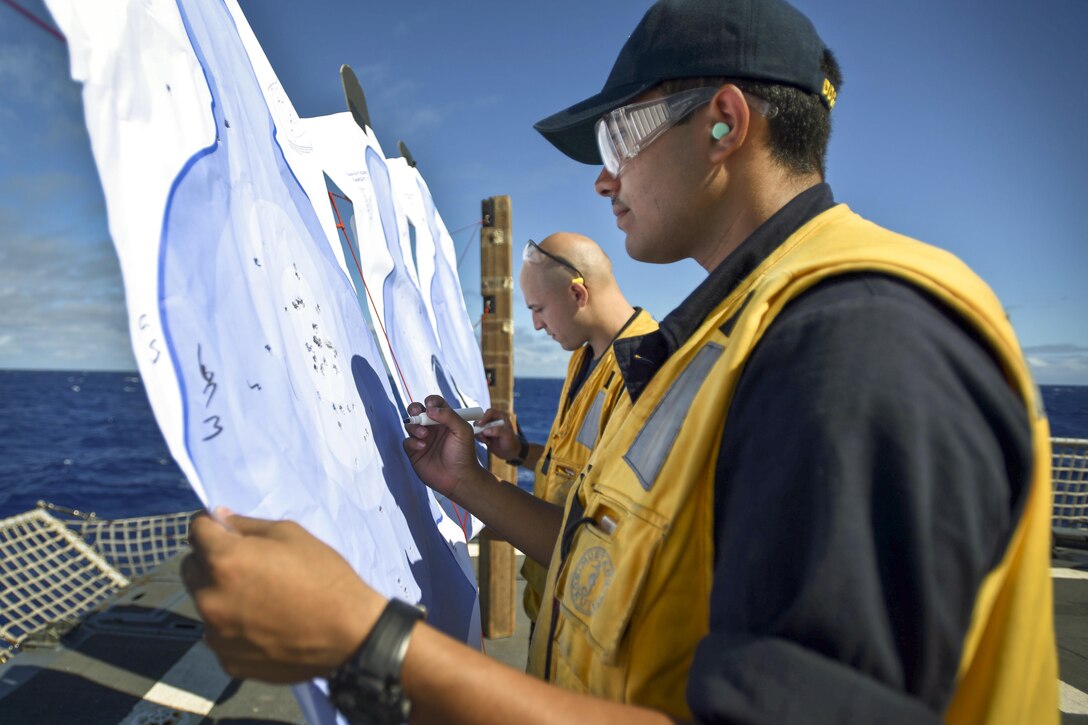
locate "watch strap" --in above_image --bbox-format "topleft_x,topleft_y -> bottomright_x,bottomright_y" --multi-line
329,598 -> 425,725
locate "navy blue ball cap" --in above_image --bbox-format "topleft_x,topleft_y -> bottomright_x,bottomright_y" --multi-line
534,0 -> 832,165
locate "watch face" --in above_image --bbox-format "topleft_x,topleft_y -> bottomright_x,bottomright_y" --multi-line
331,673 -> 411,725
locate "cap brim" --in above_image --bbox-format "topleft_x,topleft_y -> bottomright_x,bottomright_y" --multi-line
533,80 -> 656,165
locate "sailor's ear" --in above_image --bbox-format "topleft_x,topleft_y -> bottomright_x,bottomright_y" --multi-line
571,280 -> 589,308
707,84 -> 750,164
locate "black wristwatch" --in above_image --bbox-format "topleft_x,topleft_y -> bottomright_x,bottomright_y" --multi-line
505,424 -> 531,466
329,598 -> 425,725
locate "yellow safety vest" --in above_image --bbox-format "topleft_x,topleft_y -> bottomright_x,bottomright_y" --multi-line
527,205 -> 1057,722
522,308 -> 658,622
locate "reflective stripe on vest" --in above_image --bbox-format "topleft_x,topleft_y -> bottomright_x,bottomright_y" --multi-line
623,343 -> 723,491
575,391 -> 607,449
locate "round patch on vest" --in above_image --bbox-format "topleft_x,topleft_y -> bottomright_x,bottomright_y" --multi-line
569,546 -> 614,616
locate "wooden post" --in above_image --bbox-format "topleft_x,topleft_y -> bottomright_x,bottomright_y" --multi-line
479,195 -> 517,639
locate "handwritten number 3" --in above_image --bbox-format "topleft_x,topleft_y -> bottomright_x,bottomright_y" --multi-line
202,415 -> 224,441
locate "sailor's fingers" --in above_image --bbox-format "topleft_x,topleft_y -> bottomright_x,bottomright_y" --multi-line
423,398 -> 472,434
403,397 -> 449,439
404,426 -> 429,448
478,423 -> 506,439
473,419 -> 503,435
180,551 -> 211,593
187,509 -> 209,538
477,408 -> 509,425
188,509 -> 239,559
405,416 -> 435,442
473,411 -> 515,460
219,513 -> 283,539
422,394 -> 451,411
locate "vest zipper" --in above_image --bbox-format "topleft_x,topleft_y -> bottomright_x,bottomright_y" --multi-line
543,468 -> 593,681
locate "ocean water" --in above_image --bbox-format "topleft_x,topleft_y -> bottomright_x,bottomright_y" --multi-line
0,370 -> 1084,520
0,371 -> 564,519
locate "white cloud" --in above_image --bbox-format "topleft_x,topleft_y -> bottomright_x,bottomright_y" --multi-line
1024,343 -> 1088,356
514,326 -> 570,379
0,193 -> 129,370
368,86 -> 505,151
399,107 -> 444,135
1025,345 -> 1088,386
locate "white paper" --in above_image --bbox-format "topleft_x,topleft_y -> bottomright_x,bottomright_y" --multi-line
44,0 -> 484,720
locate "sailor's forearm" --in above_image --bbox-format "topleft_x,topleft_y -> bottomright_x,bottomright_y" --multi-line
448,466 -> 562,566
402,624 -> 678,725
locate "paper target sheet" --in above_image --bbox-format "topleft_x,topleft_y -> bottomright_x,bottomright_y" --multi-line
44,0 -> 486,720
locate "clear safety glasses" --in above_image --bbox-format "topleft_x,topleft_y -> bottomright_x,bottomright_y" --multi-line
594,87 -> 779,176
523,240 -> 584,285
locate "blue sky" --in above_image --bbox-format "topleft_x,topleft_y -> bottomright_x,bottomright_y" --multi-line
1,0 -> 1085,383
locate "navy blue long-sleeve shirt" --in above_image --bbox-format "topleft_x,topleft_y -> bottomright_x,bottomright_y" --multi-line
614,184 -> 1031,722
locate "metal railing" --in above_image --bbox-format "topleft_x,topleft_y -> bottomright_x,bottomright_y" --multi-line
0,504 -> 196,662
1052,438 -> 1088,546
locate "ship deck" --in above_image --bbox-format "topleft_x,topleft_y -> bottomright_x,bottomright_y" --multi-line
1,547 -> 1086,722
1054,545 -> 1088,723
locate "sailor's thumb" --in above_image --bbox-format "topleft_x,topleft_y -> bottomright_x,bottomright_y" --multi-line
220,511 -> 281,538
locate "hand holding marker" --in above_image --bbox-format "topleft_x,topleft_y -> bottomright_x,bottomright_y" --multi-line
403,406 -> 504,435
